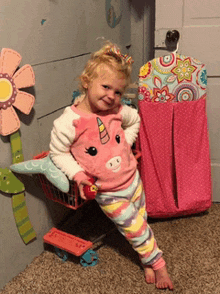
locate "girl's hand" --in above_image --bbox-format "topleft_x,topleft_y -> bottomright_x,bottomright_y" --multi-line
78,179 -> 93,200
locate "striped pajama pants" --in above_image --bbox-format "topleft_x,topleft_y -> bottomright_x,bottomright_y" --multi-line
95,171 -> 163,268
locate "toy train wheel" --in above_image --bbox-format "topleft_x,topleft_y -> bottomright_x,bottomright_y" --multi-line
55,247 -> 69,262
80,250 -> 98,267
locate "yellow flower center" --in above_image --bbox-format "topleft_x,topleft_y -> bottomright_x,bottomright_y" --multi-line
0,78 -> 13,102
0,74 -> 17,110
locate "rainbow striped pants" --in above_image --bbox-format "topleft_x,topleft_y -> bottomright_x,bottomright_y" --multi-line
95,171 -> 163,267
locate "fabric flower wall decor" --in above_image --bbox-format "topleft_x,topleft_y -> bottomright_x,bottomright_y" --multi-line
0,48 -> 36,244
0,48 -> 35,136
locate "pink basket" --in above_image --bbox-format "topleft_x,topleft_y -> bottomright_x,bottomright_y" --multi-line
34,149 -> 141,210
34,152 -> 86,210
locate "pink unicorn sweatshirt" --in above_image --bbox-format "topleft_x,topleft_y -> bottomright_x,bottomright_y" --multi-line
50,103 -> 140,192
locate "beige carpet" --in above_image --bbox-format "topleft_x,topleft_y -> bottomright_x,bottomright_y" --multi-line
1,201 -> 220,294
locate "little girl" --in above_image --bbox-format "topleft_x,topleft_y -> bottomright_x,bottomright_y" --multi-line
49,41 -> 174,290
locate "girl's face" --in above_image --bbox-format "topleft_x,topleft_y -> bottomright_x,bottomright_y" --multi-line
83,64 -> 127,113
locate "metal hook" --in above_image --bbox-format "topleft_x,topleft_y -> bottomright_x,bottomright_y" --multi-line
166,30 -> 180,43
165,30 -> 180,53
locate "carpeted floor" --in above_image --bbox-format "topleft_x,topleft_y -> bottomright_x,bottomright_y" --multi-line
1,201 -> 220,294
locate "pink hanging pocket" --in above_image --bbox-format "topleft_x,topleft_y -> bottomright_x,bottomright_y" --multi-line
138,99 -> 212,218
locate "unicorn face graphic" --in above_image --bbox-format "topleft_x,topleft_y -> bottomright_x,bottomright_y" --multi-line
96,117 -> 122,173
71,112 -> 136,190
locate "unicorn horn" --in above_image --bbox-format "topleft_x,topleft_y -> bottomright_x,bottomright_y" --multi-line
97,117 -> 110,144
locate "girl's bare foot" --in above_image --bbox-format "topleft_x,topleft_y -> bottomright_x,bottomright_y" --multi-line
144,265 -> 174,290
144,266 -> 155,284
155,265 -> 174,290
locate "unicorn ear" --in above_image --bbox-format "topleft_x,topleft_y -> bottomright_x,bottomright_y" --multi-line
97,117 -> 110,144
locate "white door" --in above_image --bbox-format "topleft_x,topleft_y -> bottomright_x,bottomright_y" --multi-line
154,0 -> 220,202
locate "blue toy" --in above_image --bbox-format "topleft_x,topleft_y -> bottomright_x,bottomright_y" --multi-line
10,153 -> 69,193
80,250 -> 99,267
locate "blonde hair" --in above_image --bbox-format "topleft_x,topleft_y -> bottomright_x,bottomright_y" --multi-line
78,41 -> 133,93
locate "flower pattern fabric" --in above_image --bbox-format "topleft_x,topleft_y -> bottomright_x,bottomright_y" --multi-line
138,53 -> 207,103
0,48 -> 35,136
171,57 -> 196,83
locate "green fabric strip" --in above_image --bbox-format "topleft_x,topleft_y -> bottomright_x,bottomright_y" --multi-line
10,131 -> 24,164
9,131 -> 36,244
12,193 -> 36,244
12,200 -> 26,213
16,216 -> 30,228
23,232 -> 36,244
22,227 -> 35,239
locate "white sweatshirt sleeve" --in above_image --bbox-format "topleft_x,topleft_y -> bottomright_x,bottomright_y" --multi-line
49,107 -> 85,180
120,105 -> 140,146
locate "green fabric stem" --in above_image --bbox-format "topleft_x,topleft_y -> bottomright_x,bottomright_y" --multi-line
10,131 -> 24,164
10,131 -> 36,244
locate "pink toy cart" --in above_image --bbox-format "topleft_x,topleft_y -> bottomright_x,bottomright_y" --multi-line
33,151 -> 97,266
34,151 -> 85,210
34,149 -> 141,266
